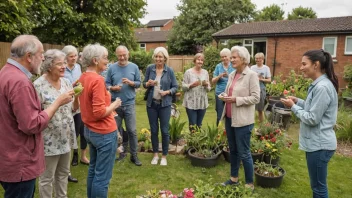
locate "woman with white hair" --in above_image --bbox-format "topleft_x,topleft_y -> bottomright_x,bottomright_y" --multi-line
143,47 -> 178,166
212,48 -> 235,125
33,49 -> 78,197
78,44 -> 121,198
250,52 -> 271,123
220,46 -> 260,190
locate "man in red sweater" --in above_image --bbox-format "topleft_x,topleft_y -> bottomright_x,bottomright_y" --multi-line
0,35 -> 74,198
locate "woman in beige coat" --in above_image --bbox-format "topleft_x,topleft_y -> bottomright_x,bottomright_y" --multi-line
220,46 -> 260,190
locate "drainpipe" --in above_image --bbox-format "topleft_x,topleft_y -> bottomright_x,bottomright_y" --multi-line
272,36 -> 278,78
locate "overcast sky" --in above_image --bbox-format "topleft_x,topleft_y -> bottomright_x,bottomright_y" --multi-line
141,0 -> 352,24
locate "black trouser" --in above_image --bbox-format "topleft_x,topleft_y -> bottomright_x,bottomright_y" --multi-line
74,113 -> 87,150
1,178 -> 36,198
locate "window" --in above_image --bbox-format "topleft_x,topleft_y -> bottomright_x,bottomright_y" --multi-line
219,39 -> 228,45
322,37 -> 337,57
139,43 -> 146,51
152,27 -> 161,31
345,36 -> 352,55
243,39 -> 253,56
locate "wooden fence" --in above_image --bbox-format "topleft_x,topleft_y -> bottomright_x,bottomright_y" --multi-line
0,41 -> 192,72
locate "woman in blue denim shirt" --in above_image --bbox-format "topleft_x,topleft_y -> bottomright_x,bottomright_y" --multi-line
143,47 -> 178,166
281,49 -> 339,198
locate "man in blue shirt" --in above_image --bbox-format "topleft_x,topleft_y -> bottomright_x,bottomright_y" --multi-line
106,45 -> 142,166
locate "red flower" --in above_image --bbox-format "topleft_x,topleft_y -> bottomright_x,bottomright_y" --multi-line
265,135 -> 269,140
269,133 -> 275,138
283,89 -> 289,95
275,129 -> 280,133
223,130 -> 227,135
270,137 -> 276,143
260,136 -> 264,141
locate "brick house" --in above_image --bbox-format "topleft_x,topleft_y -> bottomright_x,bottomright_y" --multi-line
134,19 -> 173,51
212,16 -> 352,88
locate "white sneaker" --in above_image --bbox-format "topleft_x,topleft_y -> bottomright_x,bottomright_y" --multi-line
160,158 -> 167,166
151,157 -> 159,165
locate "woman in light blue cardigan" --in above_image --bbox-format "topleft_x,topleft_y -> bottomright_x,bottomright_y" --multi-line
281,49 -> 339,198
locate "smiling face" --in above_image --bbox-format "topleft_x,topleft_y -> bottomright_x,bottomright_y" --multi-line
194,56 -> 204,68
49,56 -> 66,78
300,56 -> 318,79
230,52 -> 244,69
154,52 -> 166,66
255,57 -> 264,66
221,55 -> 230,65
116,47 -> 129,66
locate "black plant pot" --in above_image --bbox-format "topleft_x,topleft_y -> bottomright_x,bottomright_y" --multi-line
264,155 -> 280,165
188,148 -> 222,168
255,166 -> 286,188
222,148 -> 230,163
252,152 -> 264,164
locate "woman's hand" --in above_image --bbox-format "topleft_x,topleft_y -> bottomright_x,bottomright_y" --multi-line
111,98 -> 122,109
190,80 -> 201,88
223,96 -> 236,103
159,90 -> 170,97
202,80 -> 209,87
56,90 -> 74,106
146,79 -> 156,87
286,96 -> 298,104
280,98 -> 294,108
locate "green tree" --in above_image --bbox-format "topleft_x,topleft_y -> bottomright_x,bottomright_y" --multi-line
167,0 -> 255,55
254,4 -> 285,21
288,6 -> 317,20
0,0 -> 34,41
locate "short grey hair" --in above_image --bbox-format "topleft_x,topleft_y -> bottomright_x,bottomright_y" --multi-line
193,53 -> 205,63
231,46 -> 251,65
153,47 -> 169,62
220,48 -> 231,58
62,45 -> 78,57
41,49 -> 66,73
81,44 -> 108,68
10,35 -> 41,58
115,45 -> 129,53
254,52 -> 265,59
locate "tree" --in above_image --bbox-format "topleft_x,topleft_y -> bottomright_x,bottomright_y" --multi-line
254,4 -> 285,21
167,0 -> 255,55
288,6 -> 317,20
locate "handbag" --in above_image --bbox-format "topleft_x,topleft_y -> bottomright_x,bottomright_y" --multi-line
143,87 -> 151,101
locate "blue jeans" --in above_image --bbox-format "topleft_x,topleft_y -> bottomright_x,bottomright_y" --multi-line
225,117 -> 254,184
1,178 -> 36,198
84,127 -> 117,198
146,101 -> 171,155
185,108 -> 206,129
306,150 -> 335,198
215,94 -> 225,126
115,105 -> 138,156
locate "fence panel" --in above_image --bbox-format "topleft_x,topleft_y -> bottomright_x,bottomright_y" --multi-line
168,55 -> 193,72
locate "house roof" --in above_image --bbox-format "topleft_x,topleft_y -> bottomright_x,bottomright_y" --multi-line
213,16 -> 352,39
146,19 -> 172,27
134,30 -> 169,43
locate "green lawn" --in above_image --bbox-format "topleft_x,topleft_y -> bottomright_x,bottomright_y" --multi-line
2,98 -> 352,198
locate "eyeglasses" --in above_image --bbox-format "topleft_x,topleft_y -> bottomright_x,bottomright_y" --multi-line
53,61 -> 67,67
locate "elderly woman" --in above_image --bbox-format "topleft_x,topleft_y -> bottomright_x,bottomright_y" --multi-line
78,44 -> 121,198
182,53 -> 211,131
250,52 -> 271,123
281,49 -> 338,198
33,49 -> 78,198
220,46 -> 260,190
143,47 -> 178,166
62,45 -> 90,169
212,48 -> 235,126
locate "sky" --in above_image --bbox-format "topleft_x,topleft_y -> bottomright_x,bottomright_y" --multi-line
141,0 -> 352,24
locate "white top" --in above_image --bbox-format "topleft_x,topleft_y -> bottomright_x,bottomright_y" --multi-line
153,75 -> 162,100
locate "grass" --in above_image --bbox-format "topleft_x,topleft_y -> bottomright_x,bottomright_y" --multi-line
2,94 -> 352,198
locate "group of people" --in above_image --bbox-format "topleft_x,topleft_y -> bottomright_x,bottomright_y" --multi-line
0,34 -> 339,198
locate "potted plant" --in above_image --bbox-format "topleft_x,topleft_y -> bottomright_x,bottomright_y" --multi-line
254,162 -> 286,188
250,137 -> 265,163
169,115 -> 187,153
137,128 -> 152,152
342,86 -> 352,108
185,125 -> 222,168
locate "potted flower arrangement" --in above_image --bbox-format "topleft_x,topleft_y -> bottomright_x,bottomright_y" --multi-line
250,137 -> 265,163
137,189 -> 178,198
137,128 -> 152,152
254,161 -> 286,188
185,125 -> 222,167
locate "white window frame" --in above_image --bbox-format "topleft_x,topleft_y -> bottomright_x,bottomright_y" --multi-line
345,36 -> 352,55
152,27 -> 161,31
139,43 -> 146,51
322,37 -> 337,57
243,39 -> 253,56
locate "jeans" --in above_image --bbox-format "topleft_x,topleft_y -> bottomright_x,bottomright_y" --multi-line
114,105 -> 138,156
185,108 -> 206,129
1,178 -> 36,198
306,150 -> 335,198
215,94 -> 225,126
84,127 -> 117,198
225,117 -> 254,184
147,101 -> 171,155
74,113 -> 87,149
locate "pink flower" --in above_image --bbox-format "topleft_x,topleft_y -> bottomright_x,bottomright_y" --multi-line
283,90 -> 289,95
272,80 -> 277,84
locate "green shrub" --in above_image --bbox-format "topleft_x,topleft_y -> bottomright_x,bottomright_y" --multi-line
203,45 -> 221,74
129,50 -> 153,72
335,106 -> 352,142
